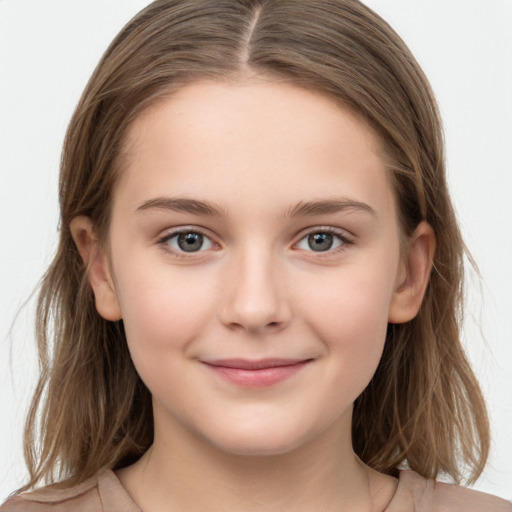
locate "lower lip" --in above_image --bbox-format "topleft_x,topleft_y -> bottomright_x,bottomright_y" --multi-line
203,361 -> 310,388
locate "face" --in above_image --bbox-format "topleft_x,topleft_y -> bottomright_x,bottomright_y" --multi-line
78,80 -> 431,457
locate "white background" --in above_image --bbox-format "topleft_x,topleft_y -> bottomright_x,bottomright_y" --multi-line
1,0 -> 511,501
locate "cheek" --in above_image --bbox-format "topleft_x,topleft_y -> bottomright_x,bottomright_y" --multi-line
298,260 -> 397,383
113,264 -> 215,373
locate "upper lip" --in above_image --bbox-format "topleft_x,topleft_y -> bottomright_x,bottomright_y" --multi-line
201,358 -> 312,370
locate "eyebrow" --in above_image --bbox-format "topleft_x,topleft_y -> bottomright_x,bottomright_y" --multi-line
136,197 -> 227,216
285,199 -> 376,218
135,196 -> 376,218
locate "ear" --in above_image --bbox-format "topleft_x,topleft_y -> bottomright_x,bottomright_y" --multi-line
70,216 -> 122,321
388,221 -> 436,324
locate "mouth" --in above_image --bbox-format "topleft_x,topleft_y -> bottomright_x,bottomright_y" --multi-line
200,358 -> 313,388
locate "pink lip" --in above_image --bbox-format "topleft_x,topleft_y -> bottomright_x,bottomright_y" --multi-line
201,359 -> 312,388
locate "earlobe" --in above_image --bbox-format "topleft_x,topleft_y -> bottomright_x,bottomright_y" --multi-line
69,216 -> 122,321
388,221 -> 436,324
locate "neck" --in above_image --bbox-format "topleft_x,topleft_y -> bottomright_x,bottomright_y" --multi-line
117,413 -> 397,512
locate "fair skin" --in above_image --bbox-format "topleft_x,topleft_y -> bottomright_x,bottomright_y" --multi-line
71,79 -> 435,512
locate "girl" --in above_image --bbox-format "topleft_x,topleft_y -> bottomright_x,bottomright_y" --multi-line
2,0 -> 511,510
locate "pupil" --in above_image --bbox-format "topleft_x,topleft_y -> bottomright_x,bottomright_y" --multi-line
177,232 -> 203,252
308,233 -> 333,252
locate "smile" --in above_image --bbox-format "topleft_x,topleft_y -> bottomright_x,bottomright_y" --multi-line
201,358 -> 313,388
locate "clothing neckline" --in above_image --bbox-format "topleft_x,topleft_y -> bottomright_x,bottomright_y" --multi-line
12,467 -> 511,511
107,467 -> 401,512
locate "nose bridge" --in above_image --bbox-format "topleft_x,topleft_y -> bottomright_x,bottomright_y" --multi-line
219,240 -> 290,333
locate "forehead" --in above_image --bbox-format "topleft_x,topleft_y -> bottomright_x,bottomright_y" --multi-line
115,79 -> 393,217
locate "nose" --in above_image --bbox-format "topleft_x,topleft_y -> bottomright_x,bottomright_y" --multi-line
218,246 -> 291,334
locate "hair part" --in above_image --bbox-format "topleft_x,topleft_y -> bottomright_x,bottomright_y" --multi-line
21,0 -> 489,492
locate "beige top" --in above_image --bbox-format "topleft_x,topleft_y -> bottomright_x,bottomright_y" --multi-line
2,468 -> 511,511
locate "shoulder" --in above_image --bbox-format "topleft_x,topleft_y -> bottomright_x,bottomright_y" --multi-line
389,470 -> 512,512
0,469 -> 140,512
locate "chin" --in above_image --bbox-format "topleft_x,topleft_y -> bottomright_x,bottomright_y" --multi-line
213,440 -> 304,458
201,422 -> 317,458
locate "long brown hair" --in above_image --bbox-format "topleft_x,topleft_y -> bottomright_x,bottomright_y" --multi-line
21,0 -> 489,492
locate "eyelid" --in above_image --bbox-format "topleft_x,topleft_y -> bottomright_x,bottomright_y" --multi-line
293,226 -> 354,253
155,225 -> 354,259
157,226 -> 220,257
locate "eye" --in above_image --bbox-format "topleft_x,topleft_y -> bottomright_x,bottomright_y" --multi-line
162,230 -> 214,253
295,230 -> 347,252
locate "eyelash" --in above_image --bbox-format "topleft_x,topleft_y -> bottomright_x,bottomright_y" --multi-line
157,226 -> 353,258
157,228 -> 216,259
294,227 -> 353,256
